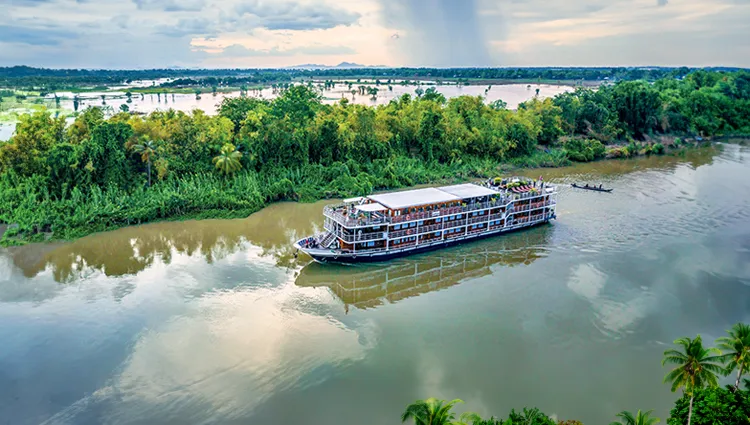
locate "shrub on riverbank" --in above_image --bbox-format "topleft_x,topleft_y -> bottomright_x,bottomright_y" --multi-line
563,138 -> 606,162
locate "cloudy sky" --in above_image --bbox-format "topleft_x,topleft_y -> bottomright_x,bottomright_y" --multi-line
3,0 -> 749,68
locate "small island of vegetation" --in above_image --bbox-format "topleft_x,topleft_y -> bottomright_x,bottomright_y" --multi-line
0,69 -> 748,244
401,323 -> 750,425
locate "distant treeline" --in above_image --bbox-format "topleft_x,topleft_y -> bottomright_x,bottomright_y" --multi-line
1,65 -> 748,91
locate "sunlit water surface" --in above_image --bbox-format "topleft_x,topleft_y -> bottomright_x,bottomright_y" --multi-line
1,144 -> 749,425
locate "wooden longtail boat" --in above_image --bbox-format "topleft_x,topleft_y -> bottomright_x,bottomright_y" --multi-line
571,183 -> 613,193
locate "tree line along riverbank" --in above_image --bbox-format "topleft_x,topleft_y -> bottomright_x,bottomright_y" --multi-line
401,323 -> 750,425
0,70 -> 748,245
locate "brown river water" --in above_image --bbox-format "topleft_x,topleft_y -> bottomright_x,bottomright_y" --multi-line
1,144 -> 749,425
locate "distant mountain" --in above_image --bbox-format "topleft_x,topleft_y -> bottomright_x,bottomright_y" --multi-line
285,62 -> 381,70
335,62 -> 365,68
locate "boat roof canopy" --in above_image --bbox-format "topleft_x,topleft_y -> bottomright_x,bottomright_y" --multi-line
355,203 -> 388,212
366,183 -> 498,210
368,187 -> 460,210
438,183 -> 499,199
343,196 -> 364,204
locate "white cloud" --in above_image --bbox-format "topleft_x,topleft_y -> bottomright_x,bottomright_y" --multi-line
2,0 -> 749,68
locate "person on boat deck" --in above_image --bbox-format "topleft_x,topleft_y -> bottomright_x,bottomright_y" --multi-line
599,184 -> 602,189
584,183 -> 589,188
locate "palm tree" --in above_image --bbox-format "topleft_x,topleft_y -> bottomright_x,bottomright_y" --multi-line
401,398 -> 463,425
716,323 -> 750,391
663,335 -> 724,425
213,143 -> 242,175
609,410 -> 660,425
453,412 -> 482,425
131,138 -> 157,187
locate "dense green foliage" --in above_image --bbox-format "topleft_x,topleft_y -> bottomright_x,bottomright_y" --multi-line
401,323 -> 750,425
667,386 -> 750,425
0,70 -> 748,242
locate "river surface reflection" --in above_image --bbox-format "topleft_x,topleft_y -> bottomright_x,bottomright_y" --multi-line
1,145 -> 749,425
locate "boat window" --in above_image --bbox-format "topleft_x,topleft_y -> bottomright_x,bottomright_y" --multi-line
394,224 -> 400,230
418,221 -> 423,226
434,232 -> 440,236
436,218 -> 441,223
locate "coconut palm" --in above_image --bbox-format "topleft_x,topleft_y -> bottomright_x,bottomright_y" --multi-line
131,138 -> 157,187
609,410 -> 660,425
401,398 -> 463,425
662,335 -> 724,425
716,322 -> 750,391
453,412 -> 482,425
213,143 -> 242,175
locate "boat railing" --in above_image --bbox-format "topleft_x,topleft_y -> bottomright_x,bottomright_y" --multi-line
324,198 -> 515,228
467,216 -> 488,225
323,205 -> 389,227
336,231 -> 388,243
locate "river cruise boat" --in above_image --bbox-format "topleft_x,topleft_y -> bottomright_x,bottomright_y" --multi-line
294,177 -> 557,263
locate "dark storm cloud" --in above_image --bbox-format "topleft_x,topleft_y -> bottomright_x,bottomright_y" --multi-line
0,24 -> 77,46
132,0 -> 206,12
380,0 -> 493,66
235,0 -> 361,31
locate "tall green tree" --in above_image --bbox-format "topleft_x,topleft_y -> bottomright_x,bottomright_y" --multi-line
663,335 -> 724,425
611,81 -> 661,138
218,96 -> 267,133
81,121 -> 134,189
609,410 -> 660,425
716,323 -> 750,391
131,137 -> 157,187
417,105 -> 446,161
400,398 -> 463,425
46,142 -> 81,196
213,143 -> 242,175
0,111 -> 65,176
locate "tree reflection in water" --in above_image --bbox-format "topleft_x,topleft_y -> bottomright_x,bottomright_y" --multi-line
8,201 -> 328,283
